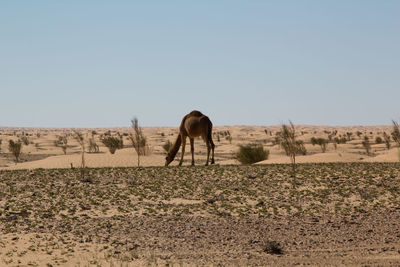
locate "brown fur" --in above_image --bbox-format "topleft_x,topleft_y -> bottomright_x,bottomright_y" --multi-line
165,111 -> 215,166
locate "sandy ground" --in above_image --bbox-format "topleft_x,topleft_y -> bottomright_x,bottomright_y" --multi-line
1,125 -> 400,266
0,125 -> 398,170
1,164 -> 400,266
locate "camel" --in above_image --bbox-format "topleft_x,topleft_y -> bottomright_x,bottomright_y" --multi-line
165,110 -> 215,166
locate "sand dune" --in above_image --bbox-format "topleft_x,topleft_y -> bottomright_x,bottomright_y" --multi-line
0,125 -> 398,169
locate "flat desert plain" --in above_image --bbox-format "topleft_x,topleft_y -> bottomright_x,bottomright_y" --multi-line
0,125 -> 399,169
1,125 -> 400,266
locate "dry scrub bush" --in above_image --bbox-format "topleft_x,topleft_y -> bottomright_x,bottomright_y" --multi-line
163,140 -> 173,152
55,135 -> 68,155
236,144 -> 269,164
88,138 -> 99,153
20,136 -> 30,146
392,120 -> 400,147
101,136 -> 122,154
73,131 -> 86,179
383,132 -> 391,150
277,122 -> 306,185
375,136 -> 383,144
311,137 -> 328,153
8,140 -> 22,163
129,117 -> 147,166
263,240 -> 283,255
362,136 -> 371,156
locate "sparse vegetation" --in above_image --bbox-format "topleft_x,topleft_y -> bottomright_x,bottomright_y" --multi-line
236,144 -> 269,164
263,240 -> 283,255
101,136 -> 122,154
73,131 -> 86,179
362,136 -> 371,156
1,163 -> 398,265
129,117 -> 147,166
8,140 -> 22,163
392,120 -> 400,147
162,140 -> 173,152
277,121 -> 306,185
20,135 -> 30,146
54,135 -> 68,155
375,136 -> 383,144
383,132 -> 391,150
311,137 -> 328,153
88,137 -> 100,153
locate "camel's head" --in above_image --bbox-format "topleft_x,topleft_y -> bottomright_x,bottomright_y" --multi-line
165,153 -> 174,166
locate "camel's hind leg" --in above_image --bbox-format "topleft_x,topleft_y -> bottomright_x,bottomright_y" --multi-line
179,135 -> 187,166
190,138 -> 195,166
210,138 -> 215,165
204,135 -> 211,166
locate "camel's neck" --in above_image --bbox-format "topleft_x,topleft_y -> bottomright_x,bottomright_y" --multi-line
168,135 -> 182,161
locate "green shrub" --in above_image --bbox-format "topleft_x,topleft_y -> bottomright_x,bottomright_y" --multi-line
129,117 -> 148,166
162,140 -> 172,152
392,120 -> 400,147
263,240 -> 283,255
236,144 -> 269,164
9,140 -> 22,163
311,137 -> 328,153
375,136 -> 383,144
334,137 -> 347,144
20,136 -> 30,146
55,135 -> 68,155
362,136 -> 371,156
88,138 -> 99,153
383,132 -> 391,150
101,136 -> 123,154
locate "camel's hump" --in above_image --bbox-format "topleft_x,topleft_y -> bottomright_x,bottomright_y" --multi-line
188,110 -> 204,117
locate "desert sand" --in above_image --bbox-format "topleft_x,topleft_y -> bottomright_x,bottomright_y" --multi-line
1,125 -> 400,266
0,125 -> 398,169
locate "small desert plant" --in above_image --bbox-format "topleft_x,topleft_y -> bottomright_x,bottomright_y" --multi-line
20,136 -> 30,146
88,138 -> 99,153
8,140 -> 22,163
375,136 -> 383,144
346,132 -> 353,141
73,131 -> 86,179
311,137 -> 328,153
392,120 -> 400,147
383,132 -> 391,150
55,135 -> 68,155
334,136 -> 347,144
129,117 -> 147,166
236,144 -> 269,164
162,140 -> 173,152
277,121 -> 306,186
362,136 -> 371,156
0,139 -> 2,152
263,240 -> 283,255
101,136 -> 122,154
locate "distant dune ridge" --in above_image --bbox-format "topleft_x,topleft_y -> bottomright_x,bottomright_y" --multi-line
0,125 -> 398,170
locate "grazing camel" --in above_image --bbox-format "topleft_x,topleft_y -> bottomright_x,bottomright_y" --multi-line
165,110 -> 215,166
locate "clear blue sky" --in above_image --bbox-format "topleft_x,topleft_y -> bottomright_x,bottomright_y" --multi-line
1,1 -> 399,127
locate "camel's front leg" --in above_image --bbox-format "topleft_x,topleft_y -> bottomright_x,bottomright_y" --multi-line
190,138 -> 195,166
179,135 -> 187,166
